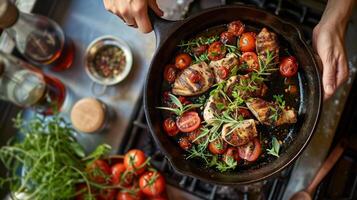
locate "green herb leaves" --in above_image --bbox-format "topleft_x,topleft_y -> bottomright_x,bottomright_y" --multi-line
273,94 -> 285,109
157,94 -> 201,116
0,113 -> 112,200
267,137 -> 280,157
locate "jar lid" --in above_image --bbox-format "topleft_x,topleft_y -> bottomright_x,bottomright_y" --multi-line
71,98 -> 105,133
0,0 -> 19,28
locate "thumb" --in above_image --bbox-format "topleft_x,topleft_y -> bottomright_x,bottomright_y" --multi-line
148,0 -> 164,16
322,58 -> 337,99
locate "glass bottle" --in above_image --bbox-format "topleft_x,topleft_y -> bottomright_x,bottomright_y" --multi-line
0,0 -> 74,71
0,51 -> 67,115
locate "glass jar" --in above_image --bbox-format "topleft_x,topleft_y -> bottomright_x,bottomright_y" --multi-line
70,98 -> 115,134
0,51 -> 67,114
0,0 -> 74,71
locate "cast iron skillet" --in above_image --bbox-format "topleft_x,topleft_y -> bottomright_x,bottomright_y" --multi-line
144,5 -> 322,185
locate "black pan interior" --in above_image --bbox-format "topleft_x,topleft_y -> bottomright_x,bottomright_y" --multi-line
144,5 -> 321,185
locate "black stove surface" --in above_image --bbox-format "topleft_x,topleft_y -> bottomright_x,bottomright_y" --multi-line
118,0 -> 325,199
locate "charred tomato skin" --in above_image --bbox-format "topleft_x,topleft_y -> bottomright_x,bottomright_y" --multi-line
123,149 -> 147,175
175,53 -> 192,70
163,64 -> 177,83
208,139 -> 228,155
228,20 -> 245,36
192,45 -> 208,56
176,111 -> 201,133
279,56 -> 298,77
208,41 -> 226,61
220,31 -> 236,45
178,137 -> 192,150
139,171 -> 166,197
223,147 -> 241,164
240,52 -> 259,72
163,118 -> 180,136
217,66 -> 229,80
238,138 -> 262,162
239,32 -> 256,52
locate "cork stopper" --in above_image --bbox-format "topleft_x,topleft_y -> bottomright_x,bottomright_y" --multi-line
71,98 -> 105,133
0,0 -> 19,28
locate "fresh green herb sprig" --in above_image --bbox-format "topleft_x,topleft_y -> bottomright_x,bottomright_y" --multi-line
273,94 -> 286,109
267,137 -> 281,157
157,94 -> 201,116
0,113 -> 112,200
225,44 -> 241,57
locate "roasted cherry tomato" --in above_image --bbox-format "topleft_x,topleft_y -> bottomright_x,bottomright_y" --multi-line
124,149 -> 147,175
175,53 -> 192,70
237,108 -> 251,118
139,171 -> 166,197
86,159 -> 111,184
111,163 -> 132,186
228,20 -> 245,36
238,138 -> 262,162
178,137 -> 192,150
223,147 -> 241,164
163,118 -> 180,136
239,32 -> 256,52
220,31 -> 236,45
97,189 -> 117,200
188,71 -> 202,83
163,64 -> 177,83
208,138 -> 227,155
279,56 -> 298,77
176,111 -> 201,133
240,52 -> 259,72
178,96 -> 191,105
217,66 -> 229,80
192,45 -> 208,56
208,41 -> 226,61
117,191 -> 143,200
188,127 -> 204,144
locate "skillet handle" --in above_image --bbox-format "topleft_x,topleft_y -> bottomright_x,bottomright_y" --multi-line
148,9 -> 183,48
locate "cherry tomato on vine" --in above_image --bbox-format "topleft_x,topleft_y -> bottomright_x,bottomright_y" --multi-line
139,171 -> 166,197
86,159 -> 111,184
124,149 -> 147,175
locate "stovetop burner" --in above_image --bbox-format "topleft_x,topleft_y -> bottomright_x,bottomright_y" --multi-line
118,94 -> 294,200
118,1 -> 325,199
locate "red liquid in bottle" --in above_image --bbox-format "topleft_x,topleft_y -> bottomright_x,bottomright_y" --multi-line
35,75 -> 66,115
24,31 -> 75,71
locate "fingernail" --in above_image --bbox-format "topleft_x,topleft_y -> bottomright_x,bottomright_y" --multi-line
325,84 -> 334,94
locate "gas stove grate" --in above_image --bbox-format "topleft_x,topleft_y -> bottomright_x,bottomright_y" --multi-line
118,94 -> 293,200
118,1 -> 323,199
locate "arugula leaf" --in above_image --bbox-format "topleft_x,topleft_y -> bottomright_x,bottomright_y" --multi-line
267,137 -> 280,157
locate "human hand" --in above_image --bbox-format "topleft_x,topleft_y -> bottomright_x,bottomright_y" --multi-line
103,0 -> 163,33
312,22 -> 349,100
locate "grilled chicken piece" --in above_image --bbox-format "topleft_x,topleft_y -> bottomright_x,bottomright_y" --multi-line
225,75 -> 268,99
209,53 -> 239,83
203,95 -> 226,124
221,119 -> 258,146
172,62 -> 215,96
256,28 -> 279,62
246,98 -> 297,126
